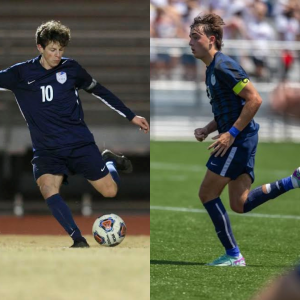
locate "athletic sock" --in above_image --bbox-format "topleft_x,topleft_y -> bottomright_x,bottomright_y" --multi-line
204,197 -> 240,257
244,176 -> 294,213
46,194 -> 83,241
106,161 -> 120,187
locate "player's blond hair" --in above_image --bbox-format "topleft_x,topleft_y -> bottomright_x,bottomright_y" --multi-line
36,20 -> 71,48
190,13 -> 225,51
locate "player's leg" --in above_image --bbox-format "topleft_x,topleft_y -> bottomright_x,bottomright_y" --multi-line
37,173 -> 63,199
88,173 -> 118,198
37,174 -> 89,247
228,169 -> 300,213
243,168 -> 300,213
88,150 -> 132,196
199,169 -> 245,266
228,131 -> 300,212
202,138 -> 259,266
102,149 -> 132,174
69,145 -> 132,198
228,173 -> 252,213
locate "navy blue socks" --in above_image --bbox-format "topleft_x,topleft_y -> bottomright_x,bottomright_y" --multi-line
46,194 -> 84,241
106,161 -> 120,187
203,176 -> 298,257
204,197 -> 240,257
243,176 -> 296,213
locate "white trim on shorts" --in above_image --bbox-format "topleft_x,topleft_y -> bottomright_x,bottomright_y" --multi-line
220,147 -> 237,177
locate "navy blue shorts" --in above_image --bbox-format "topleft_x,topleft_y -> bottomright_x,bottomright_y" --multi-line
31,143 -> 109,184
206,133 -> 258,183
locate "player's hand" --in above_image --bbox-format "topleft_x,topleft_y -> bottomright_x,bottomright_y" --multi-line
131,116 -> 149,133
208,132 -> 235,157
194,127 -> 208,142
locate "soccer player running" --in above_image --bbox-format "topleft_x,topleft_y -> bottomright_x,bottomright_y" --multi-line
190,13 -> 300,266
0,20 -> 149,248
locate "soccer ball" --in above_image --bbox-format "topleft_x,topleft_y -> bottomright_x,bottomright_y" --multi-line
92,214 -> 126,247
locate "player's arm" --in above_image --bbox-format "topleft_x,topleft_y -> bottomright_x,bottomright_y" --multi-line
85,80 -> 135,120
86,82 -> 149,133
194,119 -> 217,142
232,80 -> 262,133
0,65 -> 19,91
76,64 -> 149,133
209,80 -> 262,157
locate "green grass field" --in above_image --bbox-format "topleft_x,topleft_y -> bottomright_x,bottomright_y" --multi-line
151,141 -> 300,300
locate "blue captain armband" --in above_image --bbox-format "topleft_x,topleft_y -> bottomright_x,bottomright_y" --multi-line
228,126 -> 240,138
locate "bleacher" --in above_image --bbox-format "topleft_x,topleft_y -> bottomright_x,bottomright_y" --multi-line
0,0 -> 149,209
0,0 -> 149,152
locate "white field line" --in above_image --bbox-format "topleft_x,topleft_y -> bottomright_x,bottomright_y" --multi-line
151,161 -> 289,177
150,205 -> 300,221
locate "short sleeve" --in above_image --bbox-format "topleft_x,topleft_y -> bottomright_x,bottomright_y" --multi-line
214,60 -> 249,91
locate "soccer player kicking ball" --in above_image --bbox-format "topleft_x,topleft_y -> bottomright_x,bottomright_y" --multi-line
190,13 -> 300,266
0,20 -> 149,248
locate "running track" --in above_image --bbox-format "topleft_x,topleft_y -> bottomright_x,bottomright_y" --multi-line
0,215 -> 149,235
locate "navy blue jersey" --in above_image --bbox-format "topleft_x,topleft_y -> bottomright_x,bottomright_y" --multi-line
206,52 -> 259,138
0,56 -> 136,151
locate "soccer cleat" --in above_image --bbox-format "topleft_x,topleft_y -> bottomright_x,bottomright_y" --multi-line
70,238 -> 90,248
102,149 -> 133,173
206,254 -> 246,266
291,167 -> 300,188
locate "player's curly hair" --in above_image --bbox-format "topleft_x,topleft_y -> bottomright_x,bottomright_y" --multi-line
36,20 -> 71,48
190,13 -> 225,50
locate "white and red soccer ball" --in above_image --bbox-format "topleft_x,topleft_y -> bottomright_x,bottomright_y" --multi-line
92,214 -> 127,247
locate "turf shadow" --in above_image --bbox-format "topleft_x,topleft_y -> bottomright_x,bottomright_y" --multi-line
150,260 -> 205,266
151,260 -> 290,268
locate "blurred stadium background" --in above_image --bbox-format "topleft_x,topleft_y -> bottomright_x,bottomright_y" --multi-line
0,0 -> 149,219
150,0 -> 300,141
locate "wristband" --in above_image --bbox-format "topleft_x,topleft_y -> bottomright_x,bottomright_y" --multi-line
228,126 -> 240,138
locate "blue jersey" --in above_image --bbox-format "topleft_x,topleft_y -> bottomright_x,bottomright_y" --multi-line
0,56 -> 136,151
206,52 -> 259,138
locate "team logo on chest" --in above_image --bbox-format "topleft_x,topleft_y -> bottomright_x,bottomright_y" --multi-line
56,71 -> 67,84
211,74 -> 216,86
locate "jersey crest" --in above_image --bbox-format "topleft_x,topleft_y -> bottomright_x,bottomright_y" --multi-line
211,74 -> 216,86
56,71 -> 67,84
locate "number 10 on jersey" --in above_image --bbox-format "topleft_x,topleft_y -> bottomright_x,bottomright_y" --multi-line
41,85 -> 53,102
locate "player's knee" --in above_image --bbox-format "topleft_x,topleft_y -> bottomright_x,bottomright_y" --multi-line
102,186 -> 118,198
230,202 -> 244,214
198,188 -> 211,204
39,184 -> 58,199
